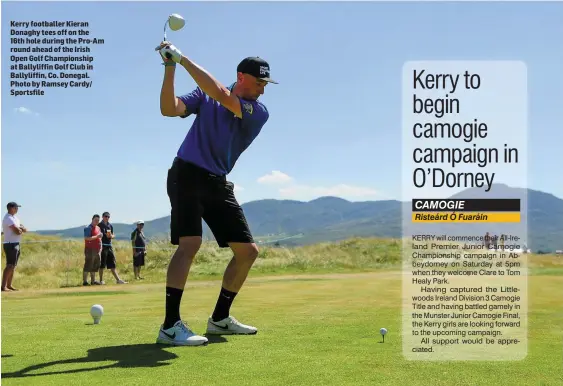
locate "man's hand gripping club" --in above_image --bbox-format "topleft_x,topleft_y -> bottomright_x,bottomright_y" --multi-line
156,41 -> 183,65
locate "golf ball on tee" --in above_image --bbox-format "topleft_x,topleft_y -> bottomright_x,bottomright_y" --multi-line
168,14 -> 185,31
380,328 -> 388,335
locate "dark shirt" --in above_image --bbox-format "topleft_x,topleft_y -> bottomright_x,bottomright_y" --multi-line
131,228 -> 146,251
98,221 -> 114,247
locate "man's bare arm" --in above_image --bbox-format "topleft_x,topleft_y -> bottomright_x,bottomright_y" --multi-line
179,56 -> 242,118
9,225 -> 22,235
157,42 -> 240,117
160,65 -> 188,117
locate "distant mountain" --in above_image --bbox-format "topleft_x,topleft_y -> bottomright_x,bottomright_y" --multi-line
405,184 -> 563,252
35,222 -> 149,241
35,184 -> 563,252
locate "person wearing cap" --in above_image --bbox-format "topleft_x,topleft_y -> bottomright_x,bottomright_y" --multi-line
131,221 -> 147,280
97,211 -> 127,285
2,202 -> 27,291
154,41 -> 277,346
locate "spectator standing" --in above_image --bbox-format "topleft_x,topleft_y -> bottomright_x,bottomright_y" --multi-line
2,202 -> 27,291
83,214 -> 103,286
131,220 -> 147,280
98,212 -> 127,285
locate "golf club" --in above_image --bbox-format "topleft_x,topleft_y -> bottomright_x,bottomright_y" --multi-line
157,13 -> 185,60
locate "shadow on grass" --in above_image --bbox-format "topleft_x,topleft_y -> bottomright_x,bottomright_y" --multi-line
204,334 -> 228,344
1,344 -> 179,379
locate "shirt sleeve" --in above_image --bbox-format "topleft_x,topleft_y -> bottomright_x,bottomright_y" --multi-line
84,227 -> 90,238
5,216 -> 15,227
177,87 -> 205,118
238,98 -> 269,132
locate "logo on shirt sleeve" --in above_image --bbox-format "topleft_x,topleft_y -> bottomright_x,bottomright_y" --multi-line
243,102 -> 253,115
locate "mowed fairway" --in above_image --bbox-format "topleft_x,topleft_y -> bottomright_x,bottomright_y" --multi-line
2,272 -> 562,385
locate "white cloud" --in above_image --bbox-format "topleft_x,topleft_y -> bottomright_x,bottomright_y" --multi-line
279,184 -> 379,201
234,184 -> 244,192
257,170 -> 293,185
14,107 -> 38,115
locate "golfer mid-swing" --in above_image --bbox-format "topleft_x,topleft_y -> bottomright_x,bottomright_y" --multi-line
155,41 -> 278,346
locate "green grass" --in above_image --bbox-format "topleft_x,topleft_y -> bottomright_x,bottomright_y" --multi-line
4,234 -> 561,289
2,235 -> 562,384
1,272 -> 562,385
1,235 -> 403,289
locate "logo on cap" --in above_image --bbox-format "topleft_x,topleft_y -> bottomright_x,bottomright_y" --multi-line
259,66 -> 270,76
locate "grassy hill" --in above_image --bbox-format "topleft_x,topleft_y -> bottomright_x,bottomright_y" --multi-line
2,233 -> 562,290
35,184 -> 563,252
1,233 -> 403,289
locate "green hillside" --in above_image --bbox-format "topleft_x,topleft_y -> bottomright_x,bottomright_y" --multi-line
35,185 -> 563,252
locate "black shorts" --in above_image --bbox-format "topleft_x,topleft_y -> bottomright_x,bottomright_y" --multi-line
133,251 -> 145,267
3,243 -> 20,266
100,246 -> 116,269
166,157 -> 254,248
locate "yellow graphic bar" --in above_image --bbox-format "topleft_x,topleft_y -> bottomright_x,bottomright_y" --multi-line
412,212 -> 520,223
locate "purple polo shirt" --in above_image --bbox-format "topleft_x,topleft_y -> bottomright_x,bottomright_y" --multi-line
176,83 -> 269,175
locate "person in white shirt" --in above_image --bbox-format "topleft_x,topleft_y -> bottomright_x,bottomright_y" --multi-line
2,202 -> 27,291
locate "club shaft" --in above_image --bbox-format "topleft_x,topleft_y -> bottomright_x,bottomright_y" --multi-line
162,18 -> 171,59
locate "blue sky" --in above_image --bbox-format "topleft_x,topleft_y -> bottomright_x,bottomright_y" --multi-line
2,1 -> 562,230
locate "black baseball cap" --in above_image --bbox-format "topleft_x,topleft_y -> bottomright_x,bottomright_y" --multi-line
237,57 -> 278,84
7,202 -> 20,210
